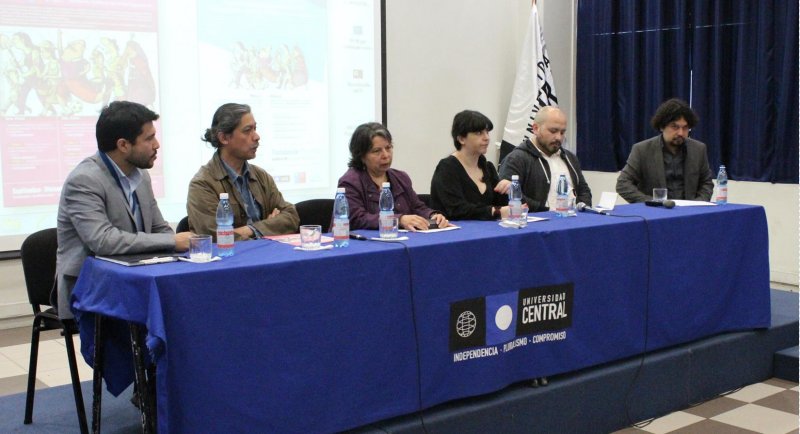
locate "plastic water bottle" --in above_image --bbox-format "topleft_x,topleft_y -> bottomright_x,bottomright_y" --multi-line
555,174 -> 569,217
332,187 -> 349,247
716,165 -> 728,205
216,192 -> 234,257
378,182 -> 397,238
508,175 -> 523,225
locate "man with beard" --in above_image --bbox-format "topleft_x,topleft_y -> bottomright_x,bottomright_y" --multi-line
616,98 -> 714,203
187,103 -> 299,240
56,101 -> 192,319
499,106 -> 592,212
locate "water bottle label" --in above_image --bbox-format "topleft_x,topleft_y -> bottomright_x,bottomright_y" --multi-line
716,186 -> 728,202
217,228 -> 234,248
379,215 -> 398,238
556,196 -> 568,214
509,201 -> 522,220
333,220 -> 349,239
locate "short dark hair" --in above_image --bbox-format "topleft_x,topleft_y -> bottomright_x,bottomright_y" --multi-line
202,103 -> 252,149
650,98 -> 699,131
451,110 -> 493,150
96,101 -> 159,152
348,122 -> 392,170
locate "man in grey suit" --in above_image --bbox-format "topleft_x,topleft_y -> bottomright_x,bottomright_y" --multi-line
616,98 -> 714,203
56,101 -> 192,319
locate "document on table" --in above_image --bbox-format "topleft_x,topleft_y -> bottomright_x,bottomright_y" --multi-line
672,200 -> 717,207
264,233 -> 335,246
527,216 -> 549,222
595,191 -> 618,212
370,236 -> 410,242
96,252 -> 185,266
498,217 -> 548,228
399,225 -> 460,234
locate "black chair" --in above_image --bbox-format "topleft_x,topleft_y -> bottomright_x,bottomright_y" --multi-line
176,216 -> 189,233
417,193 -> 432,208
21,228 -> 88,434
498,140 -> 517,167
295,199 -> 334,232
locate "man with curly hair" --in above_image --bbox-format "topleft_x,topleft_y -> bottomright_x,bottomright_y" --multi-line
616,98 -> 714,203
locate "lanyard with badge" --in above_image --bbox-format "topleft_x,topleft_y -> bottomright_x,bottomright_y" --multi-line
99,151 -> 143,231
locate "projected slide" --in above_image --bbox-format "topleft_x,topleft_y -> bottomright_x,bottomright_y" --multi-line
197,0 -> 329,190
0,0 -> 161,240
0,0 -> 381,250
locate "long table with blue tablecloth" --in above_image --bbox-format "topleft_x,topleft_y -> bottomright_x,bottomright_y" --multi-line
71,203 -> 770,433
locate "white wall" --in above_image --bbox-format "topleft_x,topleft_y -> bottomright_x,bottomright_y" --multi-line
386,0 -> 574,183
1,0 -> 796,325
385,0 -> 530,184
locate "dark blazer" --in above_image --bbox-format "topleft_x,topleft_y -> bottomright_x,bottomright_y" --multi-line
616,136 -> 714,203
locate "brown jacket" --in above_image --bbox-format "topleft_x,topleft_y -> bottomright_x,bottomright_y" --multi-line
187,152 -> 299,240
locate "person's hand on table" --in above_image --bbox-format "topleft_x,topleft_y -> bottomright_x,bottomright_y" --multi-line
266,208 -> 281,219
174,232 -> 193,252
499,206 -> 510,220
400,214 -> 430,231
431,213 -> 449,228
234,226 -> 255,240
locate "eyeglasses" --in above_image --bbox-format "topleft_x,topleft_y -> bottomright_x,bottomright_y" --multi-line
666,123 -> 691,132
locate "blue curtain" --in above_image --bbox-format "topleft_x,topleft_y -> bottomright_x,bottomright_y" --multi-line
576,0 -> 798,183
690,0 -> 798,182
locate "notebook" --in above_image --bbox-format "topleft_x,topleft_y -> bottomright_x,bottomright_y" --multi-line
96,252 -> 186,266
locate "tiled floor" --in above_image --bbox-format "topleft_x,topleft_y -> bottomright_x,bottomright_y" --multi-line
0,327 -> 93,398
612,378 -> 799,434
0,325 -> 797,433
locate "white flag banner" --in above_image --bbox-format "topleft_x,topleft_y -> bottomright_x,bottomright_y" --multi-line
500,2 -> 560,159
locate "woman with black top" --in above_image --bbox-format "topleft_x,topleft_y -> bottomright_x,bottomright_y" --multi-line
430,110 -> 511,221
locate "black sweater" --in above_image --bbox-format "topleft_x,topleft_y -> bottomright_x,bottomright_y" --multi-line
430,155 -> 509,220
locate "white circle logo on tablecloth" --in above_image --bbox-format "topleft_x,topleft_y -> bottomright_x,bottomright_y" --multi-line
456,311 -> 477,337
495,305 -> 513,330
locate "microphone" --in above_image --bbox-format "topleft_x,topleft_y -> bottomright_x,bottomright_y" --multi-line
645,199 -> 676,209
576,202 -> 608,215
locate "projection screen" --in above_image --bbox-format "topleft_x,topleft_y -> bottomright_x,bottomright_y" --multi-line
0,0 -> 384,251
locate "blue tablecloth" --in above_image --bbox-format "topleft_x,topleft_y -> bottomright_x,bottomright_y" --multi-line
73,239 -> 420,433
71,203 -> 770,433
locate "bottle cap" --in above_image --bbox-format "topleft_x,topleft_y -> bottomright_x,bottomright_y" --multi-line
382,182 -> 390,188
336,187 -> 346,193
511,175 -> 519,181
219,193 -> 229,199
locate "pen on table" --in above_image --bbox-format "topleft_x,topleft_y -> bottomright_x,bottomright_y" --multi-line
349,233 -> 368,241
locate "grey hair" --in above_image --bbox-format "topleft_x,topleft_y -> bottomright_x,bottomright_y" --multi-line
348,122 -> 393,170
202,103 -> 252,149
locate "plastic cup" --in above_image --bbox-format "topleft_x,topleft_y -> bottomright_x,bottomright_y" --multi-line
379,215 -> 399,239
653,188 -> 668,202
567,198 -> 577,216
189,235 -> 213,262
300,225 -> 322,249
